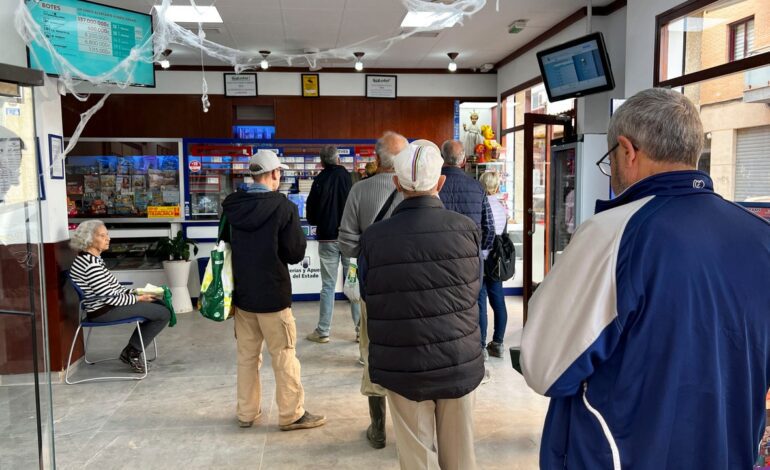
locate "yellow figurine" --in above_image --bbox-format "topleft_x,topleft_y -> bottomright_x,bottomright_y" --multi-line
480,124 -> 501,159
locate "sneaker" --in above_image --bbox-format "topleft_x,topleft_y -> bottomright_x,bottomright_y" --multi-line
237,411 -> 262,428
279,411 -> 327,431
119,345 -> 146,374
482,348 -> 489,361
481,367 -> 492,385
486,341 -> 504,358
306,331 -> 330,343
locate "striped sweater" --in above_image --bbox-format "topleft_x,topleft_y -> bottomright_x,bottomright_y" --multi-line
70,252 -> 136,317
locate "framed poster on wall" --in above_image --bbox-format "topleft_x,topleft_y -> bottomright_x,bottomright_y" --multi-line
48,134 -> 64,179
224,73 -> 258,97
366,75 -> 397,99
302,74 -> 319,97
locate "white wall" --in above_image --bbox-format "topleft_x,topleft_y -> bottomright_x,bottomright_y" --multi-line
625,0 -> 681,95
74,70 -> 497,97
34,77 -> 67,244
0,0 -> 26,66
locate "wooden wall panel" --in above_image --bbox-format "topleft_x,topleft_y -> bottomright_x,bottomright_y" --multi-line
373,100 -> 403,137
311,99 -> 350,138
274,98 -> 313,138
63,94 -> 457,143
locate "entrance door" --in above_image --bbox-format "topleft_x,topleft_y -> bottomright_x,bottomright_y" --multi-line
0,64 -> 55,469
522,113 -> 572,324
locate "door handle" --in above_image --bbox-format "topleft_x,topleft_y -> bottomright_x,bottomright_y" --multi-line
527,208 -> 536,236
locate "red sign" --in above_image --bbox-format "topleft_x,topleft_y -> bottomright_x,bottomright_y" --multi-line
355,145 -> 375,157
190,144 -> 253,157
746,207 -> 770,222
189,160 -> 202,173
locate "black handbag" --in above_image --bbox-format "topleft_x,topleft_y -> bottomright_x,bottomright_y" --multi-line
484,224 -> 515,282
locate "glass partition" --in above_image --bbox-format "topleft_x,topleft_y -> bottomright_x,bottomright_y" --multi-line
0,81 -> 55,468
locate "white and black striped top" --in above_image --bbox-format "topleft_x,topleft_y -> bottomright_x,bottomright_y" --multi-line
69,252 -> 136,315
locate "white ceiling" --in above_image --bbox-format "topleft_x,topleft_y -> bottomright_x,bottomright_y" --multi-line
98,0 -> 615,69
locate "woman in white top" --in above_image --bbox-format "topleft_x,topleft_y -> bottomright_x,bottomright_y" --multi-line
69,220 -> 169,373
478,172 -> 509,358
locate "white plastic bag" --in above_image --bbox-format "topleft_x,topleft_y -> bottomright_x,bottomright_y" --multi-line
343,257 -> 361,303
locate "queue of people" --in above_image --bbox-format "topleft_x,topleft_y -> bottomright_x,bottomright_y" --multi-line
67,87 -> 770,470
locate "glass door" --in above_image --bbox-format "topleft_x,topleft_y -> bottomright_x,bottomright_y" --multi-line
0,67 -> 56,469
522,113 -> 572,324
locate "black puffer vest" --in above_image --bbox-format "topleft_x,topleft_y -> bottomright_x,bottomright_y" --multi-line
359,196 -> 484,401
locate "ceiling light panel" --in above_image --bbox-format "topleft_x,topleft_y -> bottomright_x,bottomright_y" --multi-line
156,5 -> 224,24
401,11 -> 460,29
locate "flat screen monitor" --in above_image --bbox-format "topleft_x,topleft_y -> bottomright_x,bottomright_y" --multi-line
537,32 -> 614,102
26,0 -> 155,87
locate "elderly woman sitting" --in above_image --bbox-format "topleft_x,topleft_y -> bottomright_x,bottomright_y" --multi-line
69,220 -> 170,373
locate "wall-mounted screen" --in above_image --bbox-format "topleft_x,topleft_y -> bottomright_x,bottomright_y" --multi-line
537,32 -> 614,102
26,0 -> 155,87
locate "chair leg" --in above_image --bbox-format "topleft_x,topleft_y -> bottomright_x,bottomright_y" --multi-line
147,339 -> 159,362
136,321 -> 148,380
65,321 -> 148,384
65,325 -> 83,385
83,327 -> 94,364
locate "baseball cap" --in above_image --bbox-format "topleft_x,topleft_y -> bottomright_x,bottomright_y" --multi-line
249,149 -> 288,175
394,141 -> 443,192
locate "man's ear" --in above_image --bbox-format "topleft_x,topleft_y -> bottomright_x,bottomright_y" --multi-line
392,175 -> 404,192
616,135 -> 638,168
435,175 -> 447,193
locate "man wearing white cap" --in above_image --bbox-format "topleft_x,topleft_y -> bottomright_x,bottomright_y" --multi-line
222,149 -> 326,432
358,142 -> 484,470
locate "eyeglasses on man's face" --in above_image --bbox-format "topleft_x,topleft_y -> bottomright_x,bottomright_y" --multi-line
596,143 -> 618,177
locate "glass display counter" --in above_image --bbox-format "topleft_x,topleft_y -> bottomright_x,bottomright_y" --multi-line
64,139 -> 184,222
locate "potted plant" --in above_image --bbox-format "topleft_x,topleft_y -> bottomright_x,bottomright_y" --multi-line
154,231 -> 198,313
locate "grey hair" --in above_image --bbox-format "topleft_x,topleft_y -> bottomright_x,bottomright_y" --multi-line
441,140 -> 465,166
479,171 -> 500,195
70,220 -> 105,252
319,145 -> 338,167
375,131 -> 408,169
608,88 -> 703,166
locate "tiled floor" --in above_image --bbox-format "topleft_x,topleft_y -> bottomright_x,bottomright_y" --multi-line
1,297 -> 549,469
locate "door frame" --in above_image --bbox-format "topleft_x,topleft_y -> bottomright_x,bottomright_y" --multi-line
523,113 -> 573,324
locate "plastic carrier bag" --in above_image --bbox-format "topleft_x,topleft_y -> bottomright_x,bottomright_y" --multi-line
198,217 -> 234,321
343,258 -> 361,303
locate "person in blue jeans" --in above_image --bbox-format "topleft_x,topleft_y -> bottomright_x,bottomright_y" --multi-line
305,145 -> 360,343
478,171 -> 508,359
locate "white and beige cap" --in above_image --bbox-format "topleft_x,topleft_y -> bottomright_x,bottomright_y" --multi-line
249,149 -> 289,175
394,140 -> 443,192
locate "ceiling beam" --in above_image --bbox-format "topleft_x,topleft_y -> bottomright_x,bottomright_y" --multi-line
155,65 -> 497,75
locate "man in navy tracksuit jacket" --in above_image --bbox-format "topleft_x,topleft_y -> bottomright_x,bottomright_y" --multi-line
521,88 -> 770,469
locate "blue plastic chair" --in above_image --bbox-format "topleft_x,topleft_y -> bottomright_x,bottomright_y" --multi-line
65,274 -> 158,384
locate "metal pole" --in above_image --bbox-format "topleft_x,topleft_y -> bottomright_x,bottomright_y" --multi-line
587,0 -> 593,33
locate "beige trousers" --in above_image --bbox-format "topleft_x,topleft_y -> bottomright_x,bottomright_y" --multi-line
359,300 -> 386,397
235,307 -> 305,426
386,389 -> 477,470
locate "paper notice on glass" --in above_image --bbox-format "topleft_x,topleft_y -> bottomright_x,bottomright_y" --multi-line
162,190 -> 180,203
0,137 -> 23,203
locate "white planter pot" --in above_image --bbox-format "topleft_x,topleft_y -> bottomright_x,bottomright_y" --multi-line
163,260 -> 193,313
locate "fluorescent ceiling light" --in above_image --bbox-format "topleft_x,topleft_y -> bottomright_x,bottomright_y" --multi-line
156,5 -> 223,23
401,11 -> 460,28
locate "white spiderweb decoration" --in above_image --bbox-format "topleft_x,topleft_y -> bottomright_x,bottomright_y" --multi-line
15,0 -> 491,169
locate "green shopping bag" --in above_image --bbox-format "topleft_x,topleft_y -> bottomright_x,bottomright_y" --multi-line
198,217 -> 233,321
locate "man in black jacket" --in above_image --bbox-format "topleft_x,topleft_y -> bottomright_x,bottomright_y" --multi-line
359,142 -> 484,470
222,149 -> 326,432
305,145 -> 359,343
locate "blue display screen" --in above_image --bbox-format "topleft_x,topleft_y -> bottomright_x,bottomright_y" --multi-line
26,0 -> 155,87
233,126 -> 276,140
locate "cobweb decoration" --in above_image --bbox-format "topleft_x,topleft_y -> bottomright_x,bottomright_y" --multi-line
15,0 -> 490,169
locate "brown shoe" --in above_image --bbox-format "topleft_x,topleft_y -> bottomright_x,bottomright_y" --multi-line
279,411 -> 327,431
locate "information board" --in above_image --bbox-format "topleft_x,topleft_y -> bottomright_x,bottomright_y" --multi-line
27,0 -> 155,87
